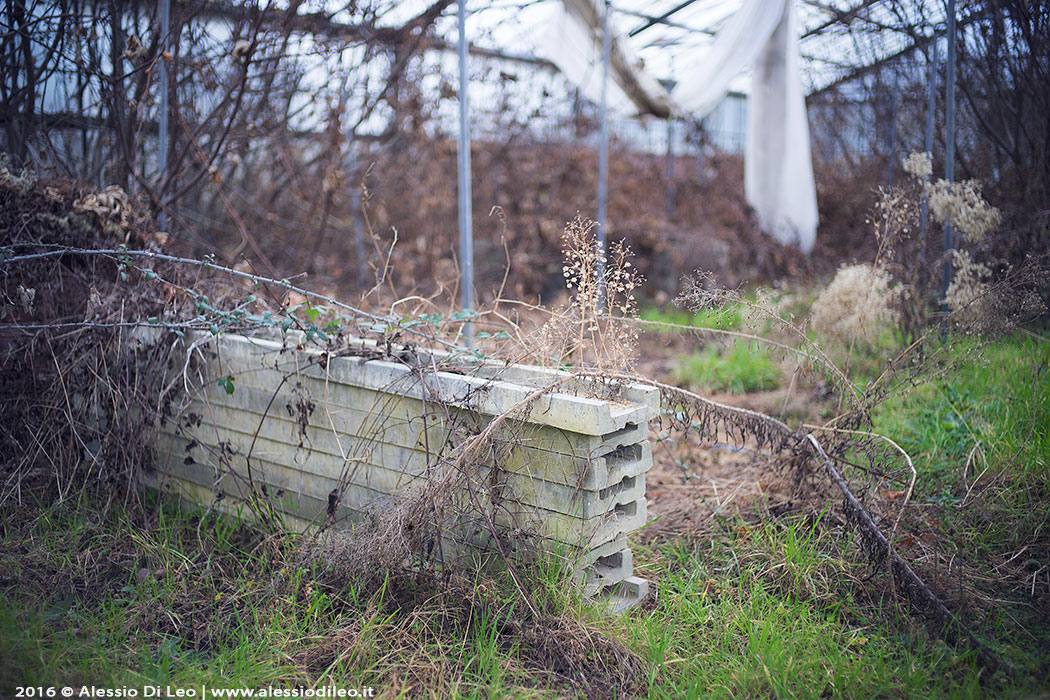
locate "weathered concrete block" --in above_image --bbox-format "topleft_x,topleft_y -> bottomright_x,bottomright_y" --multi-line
210,334 -> 654,436
159,396 -> 650,519
599,576 -> 649,614
149,330 -> 655,611
583,547 -> 634,597
177,384 -> 654,500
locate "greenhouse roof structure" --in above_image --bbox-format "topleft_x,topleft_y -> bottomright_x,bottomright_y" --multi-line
421,0 -> 956,103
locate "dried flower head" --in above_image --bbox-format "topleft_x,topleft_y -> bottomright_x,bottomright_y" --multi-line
123,35 -> 147,62
869,186 -> 918,255
925,178 -> 1001,243
232,39 -> 252,64
944,250 -> 1046,334
810,264 -> 899,345
945,250 -> 992,325
902,151 -> 933,180
540,216 -> 642,375
675,269 -> 740,313
16,285 -> 36,315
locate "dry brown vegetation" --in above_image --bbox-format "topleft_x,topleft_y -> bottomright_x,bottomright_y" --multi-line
2,1 -> 1050,691
3,124 -> 1050,695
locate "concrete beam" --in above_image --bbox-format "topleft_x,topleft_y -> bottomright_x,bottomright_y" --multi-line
149,331 -> 655,611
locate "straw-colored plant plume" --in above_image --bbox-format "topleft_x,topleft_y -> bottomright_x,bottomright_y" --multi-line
810,263 -> 899,346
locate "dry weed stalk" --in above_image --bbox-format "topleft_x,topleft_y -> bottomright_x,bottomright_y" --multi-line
592,366 -> 1009,673
539,216 -> 641,377
0,172 -> 517,579
1,175 -> 575,613
945,250 -> 1048,335
926,179 -> 1002,244
893,151 -> 1046,335
808,182 -> 920,350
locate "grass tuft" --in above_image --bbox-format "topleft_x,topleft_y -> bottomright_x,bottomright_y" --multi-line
672,342 -> 782,394
872,335 -> 1050,550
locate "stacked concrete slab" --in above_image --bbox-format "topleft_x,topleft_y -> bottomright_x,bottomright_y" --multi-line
149,331 -> 657,611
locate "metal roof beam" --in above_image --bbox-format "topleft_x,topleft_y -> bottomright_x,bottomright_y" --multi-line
807,37 -> 927,99
562,0 -> 673,117
613,5 -> 713,36
801,0 -> 886,39
627,0 -> 702,37
806,5 -> 990,99
184,0 -> 451,45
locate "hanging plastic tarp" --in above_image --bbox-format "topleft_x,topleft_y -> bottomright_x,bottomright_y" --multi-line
675,0 -> 818,253
537,0 -> 819,254
536,0 -> 672,118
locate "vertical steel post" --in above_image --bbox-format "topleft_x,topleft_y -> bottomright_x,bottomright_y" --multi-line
74,0 -> 88,174
348,143 -> 367,288
662,72 -> 676,221
157,0 -> 171,230
157,0 -> 170,231
457,0 -> 474,344
919,37 -> 937,265
666,115 -> 675,219
887,69 -> 899,186
695,118 -> 706,180
596,0 -> 610,291
942,0 -> 956,302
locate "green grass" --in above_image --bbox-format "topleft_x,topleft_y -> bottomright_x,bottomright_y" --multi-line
0,495 -> 312,692
871,334 -> 1050,550
640,303 -> 743,331
672,342 -> 782,394
3,493 -> 1046,698
888,335 -> 1048,484
628,525 -> 992,700
0,493 -> 624,698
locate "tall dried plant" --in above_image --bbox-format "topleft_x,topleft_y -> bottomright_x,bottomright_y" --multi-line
539,216 -> 641,377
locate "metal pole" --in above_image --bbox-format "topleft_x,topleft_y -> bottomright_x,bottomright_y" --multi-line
596,0 -> 610,291
887,69 -> 899,186
157,0 -> 170,231
942,0 -> 956,302
919,37 -> 937,265
456,0 -> 474,344
75,0 -> 88,176
695,118 -> 706,180
348,143 -> 367,288
666,115 -> 675,219
662,71 -> 676,221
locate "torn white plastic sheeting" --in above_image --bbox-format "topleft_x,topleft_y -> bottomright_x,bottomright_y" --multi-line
670,1 -> 784,117
536,0 -> 672,118
743,0 -> 819,254
670,0 -> 817,253
537,0 -> 819,254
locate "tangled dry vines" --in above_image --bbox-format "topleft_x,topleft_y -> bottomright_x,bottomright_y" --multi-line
1,168 -> 1020,679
